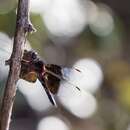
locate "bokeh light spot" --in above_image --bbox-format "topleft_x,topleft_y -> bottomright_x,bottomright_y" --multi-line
37,116 -> 70,130
0,32 -> 12,80
89,4 -> 114,36
67,58 -> 103,93
17,79 -> 52,112
42,0 -> 88,37
58,81 -> 97,118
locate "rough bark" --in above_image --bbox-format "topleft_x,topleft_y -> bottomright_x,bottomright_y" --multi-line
0,0 -> 35,130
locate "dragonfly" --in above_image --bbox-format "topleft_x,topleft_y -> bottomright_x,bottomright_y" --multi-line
0,49 -> 82,106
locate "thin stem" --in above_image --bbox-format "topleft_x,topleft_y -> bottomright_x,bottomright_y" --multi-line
0,0 -> 35,130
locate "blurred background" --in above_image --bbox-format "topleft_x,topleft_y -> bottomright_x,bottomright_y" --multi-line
0,0 -> 130,130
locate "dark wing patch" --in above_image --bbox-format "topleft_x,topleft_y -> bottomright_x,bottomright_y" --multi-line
45,64 -> 62,94
21,71 -> 37,83
20,61 -> 38,83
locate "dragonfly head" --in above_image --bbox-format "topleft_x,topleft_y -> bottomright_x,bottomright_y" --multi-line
23,50 -> 38,62
34,60 -> 45,74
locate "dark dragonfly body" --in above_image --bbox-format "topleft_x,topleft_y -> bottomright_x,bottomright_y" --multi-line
20,50 -> 72,106
0,48 -> 82,106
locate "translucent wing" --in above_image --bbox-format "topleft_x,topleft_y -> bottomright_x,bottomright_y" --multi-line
45,65 -> 83,93
61,67 -> 82,88
44,65 -> 87,109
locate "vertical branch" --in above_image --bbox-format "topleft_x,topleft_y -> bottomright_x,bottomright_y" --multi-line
0,0 -> 35,130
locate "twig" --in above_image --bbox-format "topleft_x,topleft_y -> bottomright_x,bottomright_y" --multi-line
0,0 -> 35,130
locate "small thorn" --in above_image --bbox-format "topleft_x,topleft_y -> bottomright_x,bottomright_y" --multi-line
5,59 -> 11,65
76,86 -> 81,91
24,23 -> 36,33
74,68 -> 82,72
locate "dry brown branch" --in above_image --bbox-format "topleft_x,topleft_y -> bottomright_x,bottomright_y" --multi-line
0,0 -> 35,130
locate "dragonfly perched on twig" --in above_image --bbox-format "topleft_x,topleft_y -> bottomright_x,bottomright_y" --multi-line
11,50 -> 82,106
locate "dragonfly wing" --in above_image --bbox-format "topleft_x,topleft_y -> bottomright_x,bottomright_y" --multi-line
61,67 -> 85,90
61,67 -> 81,80
45,65 -> 82,93
45,64 -> 62,94
60,67 -> 82,91
38,76 -> 56,106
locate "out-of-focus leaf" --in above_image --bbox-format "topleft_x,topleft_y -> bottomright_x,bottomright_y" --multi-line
105,60 -> 130,85
0,10 -> 16,36
28,14 -> 47,55
117,78 -> 130,110
0,0 -> 16,14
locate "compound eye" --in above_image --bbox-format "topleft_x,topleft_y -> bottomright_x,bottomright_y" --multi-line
32,52 -> 37,59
